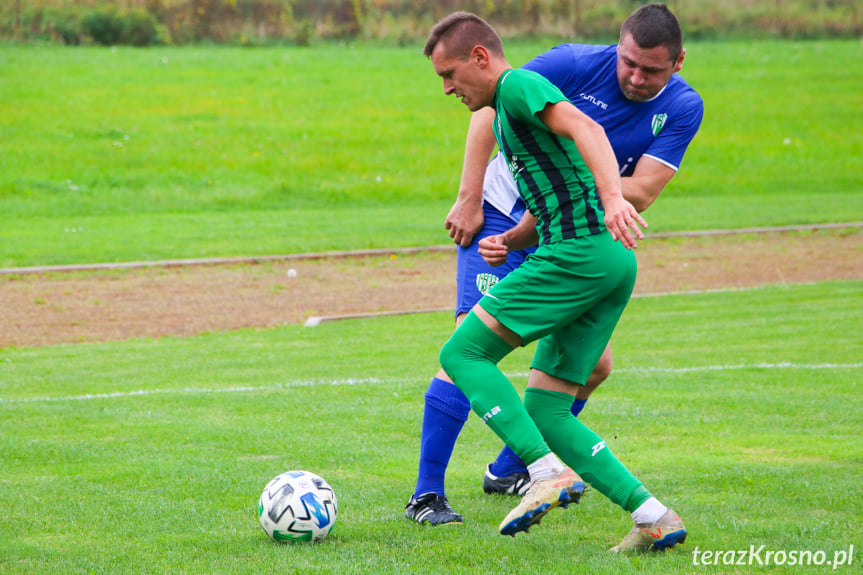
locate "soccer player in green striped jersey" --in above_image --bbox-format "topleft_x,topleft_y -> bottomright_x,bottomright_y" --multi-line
422,12 -> 687,551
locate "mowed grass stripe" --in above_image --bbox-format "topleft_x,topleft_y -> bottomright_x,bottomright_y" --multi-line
2,362 -> 860,404
0,281 -> 859,574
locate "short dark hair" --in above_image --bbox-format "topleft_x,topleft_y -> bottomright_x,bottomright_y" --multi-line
620,3 -> 683,62
423,11 -> 504,60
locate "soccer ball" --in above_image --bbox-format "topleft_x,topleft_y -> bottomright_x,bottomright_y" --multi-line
258,470 -> 338,543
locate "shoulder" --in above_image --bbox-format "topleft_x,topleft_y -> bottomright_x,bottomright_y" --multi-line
506,68 -> 544,82
665,75 -> 704,111
530,42 -> 615,63
501,68 -> 553,92
514,68 -> 545,81
524,43 -> 615,73
497,69 -> 567,121
640,76 -> 704,142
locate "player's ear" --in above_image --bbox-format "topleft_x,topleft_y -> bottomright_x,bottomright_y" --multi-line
471,45 -> 491,67
673,47 -> 685,73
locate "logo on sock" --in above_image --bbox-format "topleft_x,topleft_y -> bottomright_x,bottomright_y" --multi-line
481,406 -> 501,422
591,440 -> 607,457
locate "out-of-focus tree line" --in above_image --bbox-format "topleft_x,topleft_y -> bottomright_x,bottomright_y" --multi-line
3,0 -> 861,46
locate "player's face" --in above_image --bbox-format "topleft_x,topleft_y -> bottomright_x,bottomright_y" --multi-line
431,43 -> 491,112
616,33 -> 684,102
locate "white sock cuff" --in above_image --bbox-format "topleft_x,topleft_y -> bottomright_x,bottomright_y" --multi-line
527,453 -> 564,481
631,497 -> 668,525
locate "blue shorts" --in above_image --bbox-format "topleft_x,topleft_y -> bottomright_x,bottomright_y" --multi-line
455,202 -> 536,317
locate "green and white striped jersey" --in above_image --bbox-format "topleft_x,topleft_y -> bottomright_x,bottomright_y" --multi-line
492,68 -> 606,245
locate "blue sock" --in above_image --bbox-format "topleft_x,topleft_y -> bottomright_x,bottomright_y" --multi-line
571,397 -> 588,417
488,397 -> 590,477
413,377 -> 471,498
487,444 -> 527,478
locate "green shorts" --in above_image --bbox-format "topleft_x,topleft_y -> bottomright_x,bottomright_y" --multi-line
478,231 -> 637,385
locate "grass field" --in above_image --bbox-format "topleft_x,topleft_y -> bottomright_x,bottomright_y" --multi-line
1,38 -> 860,574
1,40 -> 862,267
1,280 -> 860,574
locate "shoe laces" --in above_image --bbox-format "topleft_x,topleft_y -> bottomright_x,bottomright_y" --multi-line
415,492 -> 450,511
428,496 -> 453,512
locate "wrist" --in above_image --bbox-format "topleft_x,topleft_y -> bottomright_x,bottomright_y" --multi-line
456,189 -> 483,205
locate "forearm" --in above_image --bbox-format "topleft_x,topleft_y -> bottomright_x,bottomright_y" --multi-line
576,122 -> 624,208
621,158 -> 677,213
458,107 -> 497,205
501,213 -> 539,251
621,178 -> 653,213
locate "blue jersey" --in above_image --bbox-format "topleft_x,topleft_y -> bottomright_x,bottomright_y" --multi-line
482,43 -> 703,222
524,43 -> 703,175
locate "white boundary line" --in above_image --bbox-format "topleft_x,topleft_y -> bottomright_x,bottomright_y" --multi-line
645,222 -> 862,238
304,308 -> 453,327
508,363 -> 863,378
2,222 -> 860,276
0,377 -> 386,404
302,281 -> 842,326
0,246 -> 455,275
3,363 -> 859,404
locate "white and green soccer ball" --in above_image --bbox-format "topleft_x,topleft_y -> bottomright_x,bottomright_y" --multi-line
258,470 -> 338,543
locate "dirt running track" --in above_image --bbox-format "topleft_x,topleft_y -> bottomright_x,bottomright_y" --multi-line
1,228 -> 860,348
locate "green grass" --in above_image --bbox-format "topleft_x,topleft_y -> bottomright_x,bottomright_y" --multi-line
1,36 -> 859,575
1,280 -> 860,574
1,40 -> 861,267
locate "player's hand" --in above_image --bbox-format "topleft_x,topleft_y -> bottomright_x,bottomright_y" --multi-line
478,234 -> 509,267
603,195 -> 647,250
445,198 -> 484,247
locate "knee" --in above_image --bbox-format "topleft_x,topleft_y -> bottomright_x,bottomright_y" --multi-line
425,376 -> 471,419
523,388 -> 570,439
586,348 -> 613,389
439,335 -> 463,382
523,390 -> 548,433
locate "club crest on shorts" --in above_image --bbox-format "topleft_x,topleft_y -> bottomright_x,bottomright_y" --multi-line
476,273 -> 500,294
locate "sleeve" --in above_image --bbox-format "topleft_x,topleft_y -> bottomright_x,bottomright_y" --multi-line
643,91 -> 705,171
500,71 -> 568,129
522,44 -> 580,92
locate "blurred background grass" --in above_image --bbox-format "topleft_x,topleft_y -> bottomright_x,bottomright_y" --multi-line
3,0 -> 862,46
1,40 -> 861,267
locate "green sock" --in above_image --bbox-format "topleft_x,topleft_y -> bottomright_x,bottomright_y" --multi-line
439,311 -> 551,466
524,387 -> 651,512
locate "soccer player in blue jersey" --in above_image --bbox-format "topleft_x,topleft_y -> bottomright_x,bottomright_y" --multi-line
406,3 -> 703,540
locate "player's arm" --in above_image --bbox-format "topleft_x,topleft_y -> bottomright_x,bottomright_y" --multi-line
445,107 -> 497,247
538,101 -> 646,249
625,94 -> 704,212
622,156 -> 677,213
478,212 -> 538,267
